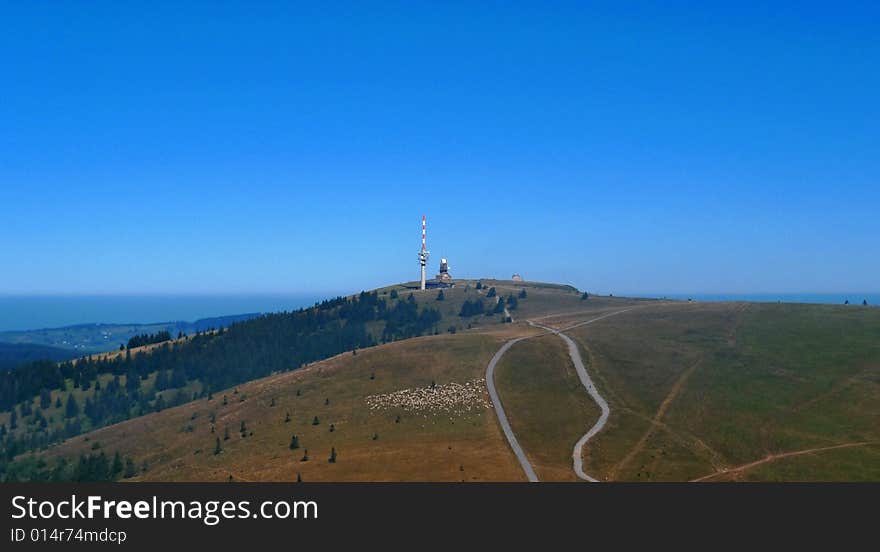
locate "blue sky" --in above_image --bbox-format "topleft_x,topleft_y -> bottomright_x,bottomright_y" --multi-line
1,2 -> 878,296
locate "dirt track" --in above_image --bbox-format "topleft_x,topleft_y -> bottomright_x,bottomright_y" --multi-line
690,442 -> 875,482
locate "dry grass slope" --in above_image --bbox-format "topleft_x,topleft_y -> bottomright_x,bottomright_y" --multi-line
42,333 -> 526,481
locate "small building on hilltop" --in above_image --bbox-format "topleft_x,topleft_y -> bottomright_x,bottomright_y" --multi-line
437,258 -> 453,281
426,258 -> 455,289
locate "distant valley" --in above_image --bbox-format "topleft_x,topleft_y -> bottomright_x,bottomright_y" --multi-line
0,343 -> 80,371
0,313 -> 261,357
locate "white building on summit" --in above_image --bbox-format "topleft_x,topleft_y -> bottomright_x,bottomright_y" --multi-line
437,258 -> 453,281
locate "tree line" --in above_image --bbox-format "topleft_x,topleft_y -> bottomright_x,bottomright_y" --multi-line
126,331 -> 173,350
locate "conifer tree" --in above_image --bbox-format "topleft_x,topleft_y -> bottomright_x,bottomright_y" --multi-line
112,452 -> 123,476
65,394 -> 79,419
39,389 -> 51,410
124,457 -> 137,478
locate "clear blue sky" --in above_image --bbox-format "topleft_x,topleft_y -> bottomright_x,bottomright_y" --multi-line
2,2 -> 877,296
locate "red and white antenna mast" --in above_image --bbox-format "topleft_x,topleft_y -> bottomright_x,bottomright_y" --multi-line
419,215 -> 429,290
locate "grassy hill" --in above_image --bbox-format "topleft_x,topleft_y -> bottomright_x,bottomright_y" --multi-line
40,333 -> 527,482
0,280 -> 603,480
2,281 -> 878,482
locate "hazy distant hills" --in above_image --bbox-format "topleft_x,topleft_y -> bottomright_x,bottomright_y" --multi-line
0,313 -> 262,356
0,343 -> 80,370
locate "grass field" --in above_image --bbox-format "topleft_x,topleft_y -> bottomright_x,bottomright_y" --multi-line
566,302 -> 880,481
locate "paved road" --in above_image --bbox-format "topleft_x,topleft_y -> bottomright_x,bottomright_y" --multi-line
531,309 -> 630,481
485,336 -> 540,482
486,308 -> 631,482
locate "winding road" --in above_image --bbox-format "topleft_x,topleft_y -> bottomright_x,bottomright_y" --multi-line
485,336 -> 539,481
486,308 -> 631,482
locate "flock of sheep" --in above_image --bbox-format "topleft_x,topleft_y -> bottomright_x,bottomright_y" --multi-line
365,378 -> 492,417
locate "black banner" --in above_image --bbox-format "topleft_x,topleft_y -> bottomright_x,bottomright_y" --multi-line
1,483 -> 876,548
